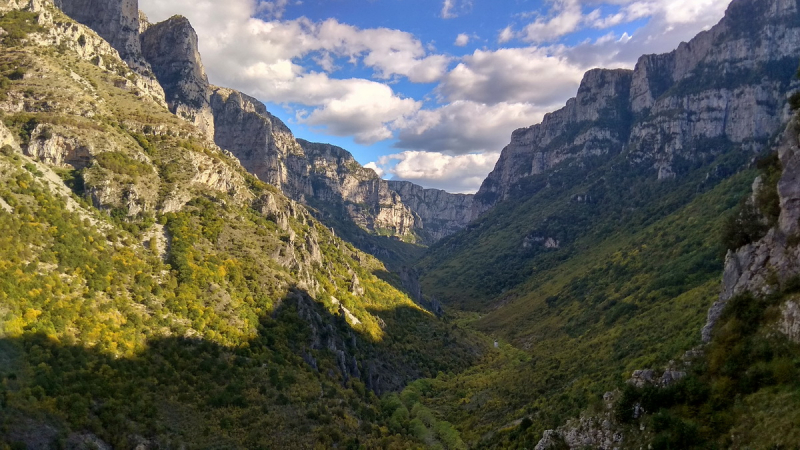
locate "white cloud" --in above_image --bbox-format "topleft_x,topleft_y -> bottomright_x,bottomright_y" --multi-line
300,81 -> 421,144
439,47 -> 586,105
139,0 -> 448,144
370,151 -> 501,193
257,0 -> 290,20
498,26 -> 515,43
513,0 -> 728,44
521,0 -> 584,43
553,0 -> 730,68
395,101 -> 550,155
455,33 -> 470,46
441,0 -> 472,19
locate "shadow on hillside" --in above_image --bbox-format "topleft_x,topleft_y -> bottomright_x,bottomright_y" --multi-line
0,287 -> 483,449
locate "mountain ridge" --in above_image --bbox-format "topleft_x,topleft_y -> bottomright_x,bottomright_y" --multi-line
472,0 -> 800,219
132,12 -> 473,248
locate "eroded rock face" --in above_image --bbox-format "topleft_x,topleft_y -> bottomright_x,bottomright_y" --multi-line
388,181 -> 474,242
779,300 -> 800,342
140,15 -> 214,137
472,0 -> 800,219
53,0 -> 143,71
209,87 -> 310,198
134,14 -> 469,244
25,125 -> 92,167
703,127 -> 800,342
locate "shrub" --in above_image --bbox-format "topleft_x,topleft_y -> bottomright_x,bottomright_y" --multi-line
721,200 -> 769,251
94,152 -> 152,179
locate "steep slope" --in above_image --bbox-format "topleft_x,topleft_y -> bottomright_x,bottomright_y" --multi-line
410,0 -> 800,446
50,0 -> 165,103
137,14 -> 472,249
0,2 -> 483,447
388,180 -> 474,242
472,0 -> 800,218
425,0 -> 800,312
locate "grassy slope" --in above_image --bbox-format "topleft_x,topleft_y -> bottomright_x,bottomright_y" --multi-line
413,119 -> 764,445
411,169 -> 755,446
616,288 -> 800,449
0,8 -> 483,449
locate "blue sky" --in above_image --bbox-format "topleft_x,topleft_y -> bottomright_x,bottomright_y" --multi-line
139,0 -> 731,193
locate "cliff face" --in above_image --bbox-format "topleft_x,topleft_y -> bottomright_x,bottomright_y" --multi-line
52,0 -> 164,98
388,181 -> 474,242
703,123 -> 800,341
132,15 -> 470,244
298,140 -> 420,239
140,15 -> 214,137
473,0 -> 800,219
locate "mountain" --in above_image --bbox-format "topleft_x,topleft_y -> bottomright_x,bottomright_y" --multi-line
472,0 -> 800,219
410,0 -> 800,446
134,13 -> 473,251
3,0 -> 800,448
0,1 -> 482,447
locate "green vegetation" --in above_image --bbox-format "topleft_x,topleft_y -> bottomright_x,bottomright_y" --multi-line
413,131 -> 759,445
0,10 -> 44,46
94,151 -> 153,179
616,286 -> 800,449
0,11 -> 480,447
721,151 -> 782,251
2,1 -> 800,449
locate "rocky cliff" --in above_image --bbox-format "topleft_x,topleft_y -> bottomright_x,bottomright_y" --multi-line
388,180 -> 474,242
703,121 -> 800,341
140,15 -> 214,137
473,0 -> 800,219
51,0 -> 165,98
132,13 -> 471,244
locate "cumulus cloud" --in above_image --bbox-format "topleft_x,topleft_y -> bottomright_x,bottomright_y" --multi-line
509,0 -> 727,45
439,47 -> 586,105
139,0 -> 447,144
521,0 -> 584,43
454,33 -> 470,46
257,0 -> 290,20
395,101 -> 550,155
369,151 -> 501,193
554,0 -> 730,68
498,26 -> 515,43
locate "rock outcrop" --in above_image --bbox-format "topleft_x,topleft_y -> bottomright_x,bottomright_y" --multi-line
133,14 -> 470,244
473,0 -> 800,219
53,0 -> 143,72
703,124 -> 800,342
388,181 -> 474,242
140,15 -> 214,137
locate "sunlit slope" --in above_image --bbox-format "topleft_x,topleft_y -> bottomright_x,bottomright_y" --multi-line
0,5 -> 483,448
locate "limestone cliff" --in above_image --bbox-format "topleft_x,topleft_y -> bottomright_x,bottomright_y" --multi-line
134,14 -> 469,244
388,181 -> 474,242
140,15 -> 214,137
52,0 -> 165,100
298,140 -> 419,239
703,122 -> 800,341
473,0 -> 800,219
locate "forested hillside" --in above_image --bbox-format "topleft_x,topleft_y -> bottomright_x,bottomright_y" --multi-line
0,2 -> 482,447
2,0 -> 800,448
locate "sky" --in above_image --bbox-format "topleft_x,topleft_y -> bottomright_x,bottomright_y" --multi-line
138,0 -> 732,193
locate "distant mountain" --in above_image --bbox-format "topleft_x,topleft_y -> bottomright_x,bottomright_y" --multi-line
413,0 -> 800,446
134,13 -> 474,250
472,0 -> 800,219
